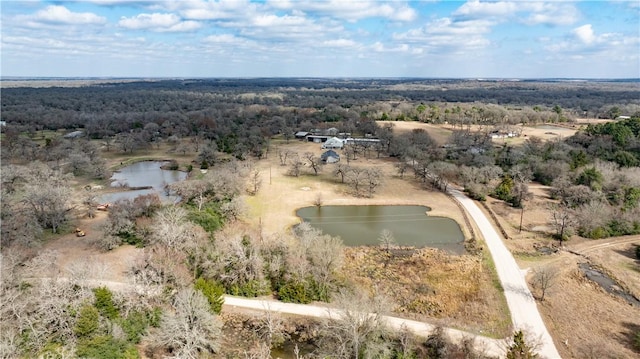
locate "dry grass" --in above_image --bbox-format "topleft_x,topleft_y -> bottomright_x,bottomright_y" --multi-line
341,246 -> 511,337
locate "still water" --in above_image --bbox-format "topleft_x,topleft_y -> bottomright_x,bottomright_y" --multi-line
296,205 -> 465,254
103,161 -> 187,203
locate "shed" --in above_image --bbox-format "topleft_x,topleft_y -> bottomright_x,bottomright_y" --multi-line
321,150 -> 340,163
295,131 -> 310,139
322,137 -> 344,149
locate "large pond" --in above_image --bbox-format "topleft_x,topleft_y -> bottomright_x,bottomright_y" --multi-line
296,205 -> 465,254
102,161 -> 187,203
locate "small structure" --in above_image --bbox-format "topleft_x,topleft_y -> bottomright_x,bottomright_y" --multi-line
63,130 -> 84,139
321,150 -> 340,163
294,131 -> 310,139
322,137 -> 345,149
306,135 -> 331,143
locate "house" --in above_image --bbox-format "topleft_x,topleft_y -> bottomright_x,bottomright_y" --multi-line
325,127 -> 339,136
322,137 -> 344,149
321,150 -> 340,163
294,131 -> 310,139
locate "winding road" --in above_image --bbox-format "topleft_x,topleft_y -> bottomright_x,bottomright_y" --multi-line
449,189 -> 561,359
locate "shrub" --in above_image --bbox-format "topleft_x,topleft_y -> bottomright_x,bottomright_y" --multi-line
194,277 -> 225,314
278,280 -> 312,304
93,287 -> 119,320
76,335 -> 137,359
75,305 -> 100,338
119,310 -> 151,344
228,280 -> 270,297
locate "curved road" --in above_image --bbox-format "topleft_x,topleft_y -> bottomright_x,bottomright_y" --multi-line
449,189 -> 561,359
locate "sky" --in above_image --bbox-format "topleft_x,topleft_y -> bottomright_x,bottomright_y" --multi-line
1,0 -> 639,78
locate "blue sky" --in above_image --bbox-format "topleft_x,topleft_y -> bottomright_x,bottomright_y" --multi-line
1,0 -> 639,78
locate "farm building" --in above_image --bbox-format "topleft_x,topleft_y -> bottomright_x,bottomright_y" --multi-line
321,150 -> 340,163
322,137 -> 345,149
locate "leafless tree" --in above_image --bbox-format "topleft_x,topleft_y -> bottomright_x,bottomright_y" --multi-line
345,166 -> 366,197
319,288 -> 391,358
288,153 -> 303,177
252,306 -> 288,349
169,179 -> 212,211
152,288 -> 223,359
378,229 -> 395,253
304,151 -> 322,175
277,148 -> 292,166
364,168 -> 383,198
531,267 -> 557,301
334,163 -> 349,183
248,169 -> 262,195
549,203 -> 575,242
151,205 -> 203,250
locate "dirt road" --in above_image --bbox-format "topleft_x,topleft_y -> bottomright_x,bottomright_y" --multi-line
224,296 -> 504,357
449,189 -> 561,359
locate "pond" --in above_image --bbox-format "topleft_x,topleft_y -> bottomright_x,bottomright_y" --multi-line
296,205 -> 465,254
102,161 -> 187,203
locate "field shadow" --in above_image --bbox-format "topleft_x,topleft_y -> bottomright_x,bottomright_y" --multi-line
617,321 -> 640,354
613,244 -> 639,261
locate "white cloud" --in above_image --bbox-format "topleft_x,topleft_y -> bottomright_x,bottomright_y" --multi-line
454,0 -> 518,17
394,18 -> 493,50
118,13 -> 201,32
19,5 -> 106,25
322,39 -> 357,48
572,24 -> 595,45
267,0 -> 417,22
454,1 -> 580,26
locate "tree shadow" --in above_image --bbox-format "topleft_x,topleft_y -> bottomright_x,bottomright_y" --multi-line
613,243 -> 639,261
617,321 -> 640,354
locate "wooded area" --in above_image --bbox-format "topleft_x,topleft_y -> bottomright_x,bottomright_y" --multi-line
1,78 -> 639,358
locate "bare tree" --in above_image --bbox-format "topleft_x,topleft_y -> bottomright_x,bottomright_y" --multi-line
248,169 -> 262,195
531,267 -> 557,302
345,166 -> 366,197
334,163 -> 349,183
319,288 -> 391,358
151,205 -> 203,250
152,288 -> 223,359
304,151 -> 322,175
549,203 -> 574,243
364,168 -> 383,198
378,229 -> 395,253
288,153 -> 303,177
277,148 -> 292,166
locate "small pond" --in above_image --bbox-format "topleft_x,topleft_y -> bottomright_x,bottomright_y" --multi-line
296,205 -> 465,254
102,161 -> 187,203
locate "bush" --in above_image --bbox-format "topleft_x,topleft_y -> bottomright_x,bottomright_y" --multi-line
278,280 -> 312,304
75,305 -> 100,338
228,280 -> 270,297
93,287 -> 119,320
119,310 -> 152,344
76,335 -> 138,359
194,277 -> 225,314
188,205 -> 223,233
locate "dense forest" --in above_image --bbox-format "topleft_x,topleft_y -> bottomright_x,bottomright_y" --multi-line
1,78 -> 639,358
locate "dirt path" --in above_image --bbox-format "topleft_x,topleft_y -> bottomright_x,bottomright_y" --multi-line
449,188 -> 561,359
